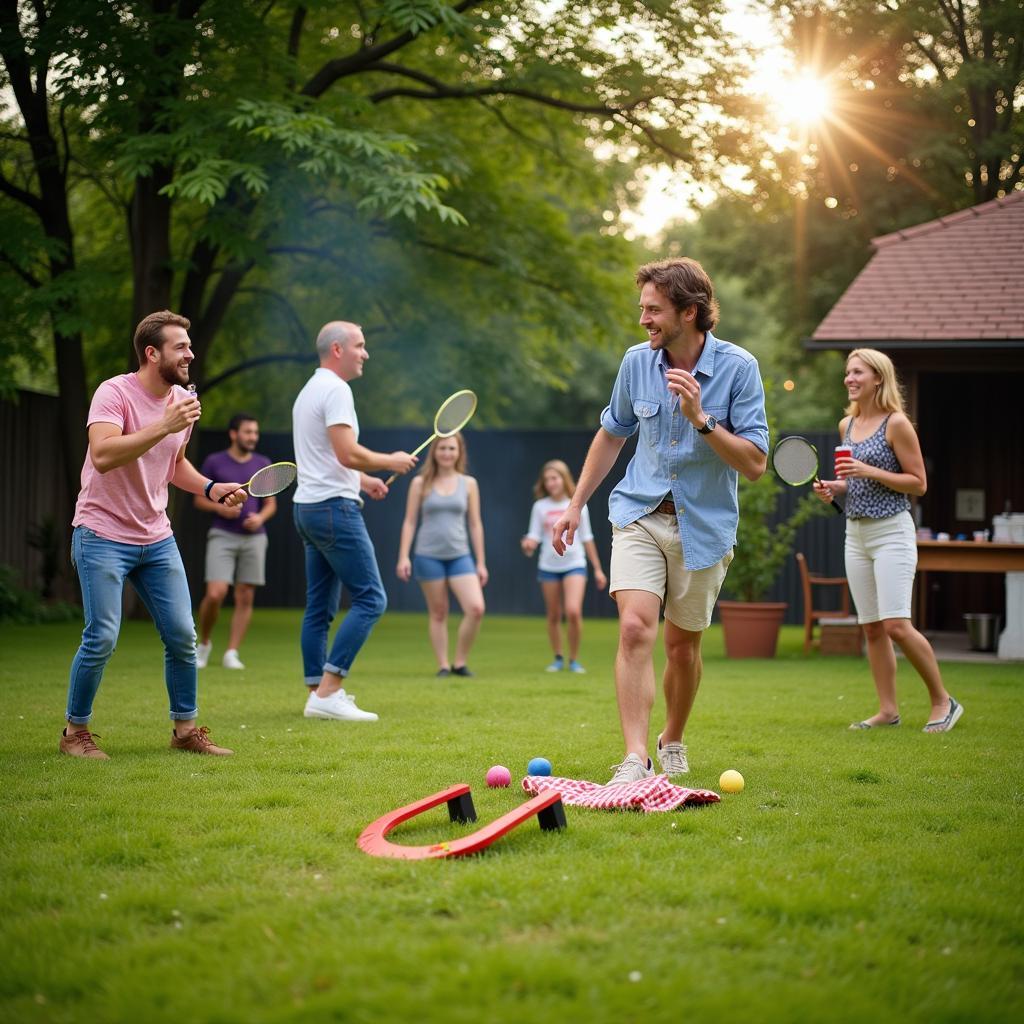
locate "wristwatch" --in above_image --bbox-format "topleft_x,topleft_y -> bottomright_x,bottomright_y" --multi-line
698,414 -> 717,435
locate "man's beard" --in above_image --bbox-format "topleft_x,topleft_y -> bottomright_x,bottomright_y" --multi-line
158,358 -> 188,387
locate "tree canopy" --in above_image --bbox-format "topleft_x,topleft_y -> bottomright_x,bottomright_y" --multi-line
2,0 -> 749,500
661,0 -> 1024,427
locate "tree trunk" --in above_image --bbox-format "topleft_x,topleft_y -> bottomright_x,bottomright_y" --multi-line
129,165 -> 175,364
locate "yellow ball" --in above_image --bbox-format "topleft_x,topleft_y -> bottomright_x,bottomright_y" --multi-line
719,769 -> 744,794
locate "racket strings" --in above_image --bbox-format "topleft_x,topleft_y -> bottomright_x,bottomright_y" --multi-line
247,462 -> 297,497
435,391 -> 477,436
772,438 -> 819,485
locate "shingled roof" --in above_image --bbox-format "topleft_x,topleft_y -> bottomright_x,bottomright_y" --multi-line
809,191 -> 1024,348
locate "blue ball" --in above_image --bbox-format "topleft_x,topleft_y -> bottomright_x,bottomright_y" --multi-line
527,756 -> 552,777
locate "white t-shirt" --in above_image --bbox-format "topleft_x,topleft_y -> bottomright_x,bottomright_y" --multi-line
292,368 -> 361,504
526,497 -> 594,573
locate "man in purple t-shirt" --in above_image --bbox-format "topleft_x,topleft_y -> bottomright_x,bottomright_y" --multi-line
194,414 -> 276,670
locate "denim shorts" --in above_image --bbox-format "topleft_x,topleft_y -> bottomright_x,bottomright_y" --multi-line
537,566 -> 587,584
413,553 -> 476,581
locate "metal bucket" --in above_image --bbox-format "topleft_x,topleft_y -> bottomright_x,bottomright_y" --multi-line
963,613 -> 999,652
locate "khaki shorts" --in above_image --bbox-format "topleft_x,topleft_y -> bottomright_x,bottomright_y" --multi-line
609,513 -> 733,631
204,529 -> 268,586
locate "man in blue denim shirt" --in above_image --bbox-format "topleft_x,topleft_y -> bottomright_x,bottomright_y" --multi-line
553,259 -> 768,785
292,322 -> 417,722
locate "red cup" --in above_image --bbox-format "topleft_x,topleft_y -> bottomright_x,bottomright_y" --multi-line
834,445 -> 853,474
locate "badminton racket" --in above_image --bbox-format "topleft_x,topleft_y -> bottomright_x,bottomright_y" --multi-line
218,461 -> 298,501
385,389 -> 478,486
771,436 -> 843,515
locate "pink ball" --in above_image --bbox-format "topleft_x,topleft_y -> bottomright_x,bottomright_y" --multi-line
486,765 -> 512,788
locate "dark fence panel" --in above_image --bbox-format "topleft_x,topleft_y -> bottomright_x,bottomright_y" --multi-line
177,427 -> 849,624
0,391 -> 74,599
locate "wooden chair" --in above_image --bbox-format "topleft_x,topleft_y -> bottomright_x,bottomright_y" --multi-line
795,552 -> 852,654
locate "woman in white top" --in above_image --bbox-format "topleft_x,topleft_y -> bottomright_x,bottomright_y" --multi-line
397,433 -> 487,677
521,459 -> 606,673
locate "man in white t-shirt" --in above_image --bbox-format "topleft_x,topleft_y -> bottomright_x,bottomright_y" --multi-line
292,321 -> 417,721
60,310 -> 246,760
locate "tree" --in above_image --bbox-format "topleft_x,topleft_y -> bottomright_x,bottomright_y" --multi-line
661,0 -> 1023,423
2,0 -> 742,501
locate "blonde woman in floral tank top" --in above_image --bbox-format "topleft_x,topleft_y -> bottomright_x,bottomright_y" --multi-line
814,348 -> 963,734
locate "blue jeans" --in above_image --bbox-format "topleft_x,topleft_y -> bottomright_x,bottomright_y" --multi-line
67,527 -> 198,724
293,499 -> 387,685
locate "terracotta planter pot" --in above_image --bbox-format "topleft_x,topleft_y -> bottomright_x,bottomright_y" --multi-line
718,601 -> 788,658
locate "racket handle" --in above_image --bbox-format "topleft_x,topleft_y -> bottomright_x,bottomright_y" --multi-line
218,485 -> 251,504
383,434 -> 433,488
830,498 -> 844,515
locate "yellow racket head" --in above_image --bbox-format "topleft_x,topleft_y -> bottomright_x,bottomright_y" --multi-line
434,390 -> 477,437
247,461 -> 297,497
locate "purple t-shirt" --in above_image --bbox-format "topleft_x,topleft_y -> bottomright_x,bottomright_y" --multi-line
201,450 -> 272,535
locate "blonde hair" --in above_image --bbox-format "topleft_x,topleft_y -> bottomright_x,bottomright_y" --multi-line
533,459 -> 576,500
845,348 -> 906,418
418,432 -> 467,495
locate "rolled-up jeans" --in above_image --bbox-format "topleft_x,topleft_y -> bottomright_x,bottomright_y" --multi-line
67,526 -> 198,724
293,498 -> 387,686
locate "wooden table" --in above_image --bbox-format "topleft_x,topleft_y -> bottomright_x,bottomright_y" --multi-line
916,541 -> 1024,657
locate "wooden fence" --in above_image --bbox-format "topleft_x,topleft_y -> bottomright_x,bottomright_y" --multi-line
2,390 -> 849,623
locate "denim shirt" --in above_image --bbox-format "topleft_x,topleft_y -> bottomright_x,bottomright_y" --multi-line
599,334 -> 769,570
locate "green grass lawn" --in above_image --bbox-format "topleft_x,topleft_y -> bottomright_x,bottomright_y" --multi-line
1,611 -> 1021,1023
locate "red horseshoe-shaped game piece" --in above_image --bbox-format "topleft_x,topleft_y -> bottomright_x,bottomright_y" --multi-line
357,784 -> 566,859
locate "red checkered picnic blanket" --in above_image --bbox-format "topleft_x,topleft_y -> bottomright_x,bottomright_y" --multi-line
521,774 -> 719,813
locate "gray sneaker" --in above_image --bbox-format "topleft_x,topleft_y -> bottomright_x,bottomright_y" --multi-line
607,753 -> 654,786
656,735 -> 689,776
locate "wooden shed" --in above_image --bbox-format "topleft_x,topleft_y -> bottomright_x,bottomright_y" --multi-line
806,192 -> 1024,635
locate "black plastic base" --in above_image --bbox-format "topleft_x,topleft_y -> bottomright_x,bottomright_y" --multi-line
537,799 -> 567,831
446,792 -> 477,824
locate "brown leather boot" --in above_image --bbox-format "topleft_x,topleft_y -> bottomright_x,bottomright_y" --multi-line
170,725 -> 233,756
59,728 -> 110,760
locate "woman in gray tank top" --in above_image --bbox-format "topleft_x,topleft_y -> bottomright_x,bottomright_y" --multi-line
397,432 -> 488,677
814,349 -> 962,734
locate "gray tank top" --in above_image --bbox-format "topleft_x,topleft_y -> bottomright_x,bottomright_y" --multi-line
844,415 -> 911,520
413,475 -> 471,559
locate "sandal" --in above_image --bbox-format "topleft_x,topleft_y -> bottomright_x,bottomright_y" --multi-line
923,697 -> 963,733
849,715 -> 901,730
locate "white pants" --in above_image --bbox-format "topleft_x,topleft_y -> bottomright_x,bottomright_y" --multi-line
845,511 -> 916,623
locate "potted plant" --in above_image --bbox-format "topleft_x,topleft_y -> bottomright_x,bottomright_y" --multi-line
718,459 -> 828,658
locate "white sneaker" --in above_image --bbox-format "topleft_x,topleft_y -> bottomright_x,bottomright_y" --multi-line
222,649 -> 245,670
607,753 -> 654,786
656,735 -> 689,776
304,689 -> 379,722
196,642 -> 212,669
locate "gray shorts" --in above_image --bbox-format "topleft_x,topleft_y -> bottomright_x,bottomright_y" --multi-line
204,529 -> 268,586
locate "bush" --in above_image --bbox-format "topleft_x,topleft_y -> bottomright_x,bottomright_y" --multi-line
721,474 -> 827,603
0,564 -> 80,624
721,381 -> 831,603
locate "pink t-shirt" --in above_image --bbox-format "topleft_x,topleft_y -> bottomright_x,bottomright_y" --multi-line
73,373 -> 194,545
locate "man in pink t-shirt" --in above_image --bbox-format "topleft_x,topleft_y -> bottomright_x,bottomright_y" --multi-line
61,310 -> 246,760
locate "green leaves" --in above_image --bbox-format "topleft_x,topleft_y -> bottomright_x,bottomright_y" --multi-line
377,0 -> 472,36
143,97 -> 463,223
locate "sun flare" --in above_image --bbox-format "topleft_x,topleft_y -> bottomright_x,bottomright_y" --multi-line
769,72 -> 832,127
